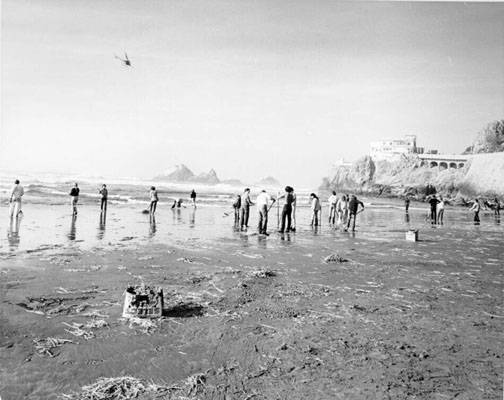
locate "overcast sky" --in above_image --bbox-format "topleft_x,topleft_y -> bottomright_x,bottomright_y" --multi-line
1,0 -> 503,186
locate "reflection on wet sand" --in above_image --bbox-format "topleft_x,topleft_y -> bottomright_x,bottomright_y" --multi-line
172,208 -> 183,224
68,215 -> 77,241
189,209 -> 196,228
97,211 -> 106,240
149,215 -> 157,238
7,215 -> 22,250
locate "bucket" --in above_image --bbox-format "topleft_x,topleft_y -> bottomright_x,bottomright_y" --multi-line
405,229 -> 418,242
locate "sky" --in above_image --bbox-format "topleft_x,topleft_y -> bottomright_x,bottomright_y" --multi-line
1,0 -> 503,187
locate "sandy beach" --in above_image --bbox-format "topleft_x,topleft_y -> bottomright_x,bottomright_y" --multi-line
0,202 -> 502,399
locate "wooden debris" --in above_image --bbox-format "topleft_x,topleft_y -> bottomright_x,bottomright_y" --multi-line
33,337 -> 73,357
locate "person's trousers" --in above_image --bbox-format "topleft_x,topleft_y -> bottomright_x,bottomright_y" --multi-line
234,208 -> 240,225
347,212 -> 357,231
9,200 -> 21,217
311,210 -> 319,226
329,205 -> 336,223
474,211 -> 480,223
437,209 -> 444,224
280,205 -> 292,232
150,200 -> 157,214
430,208 -> 437,224
101,198 -> 107,212
240,206 -> 250,228
258,205 -> 268,234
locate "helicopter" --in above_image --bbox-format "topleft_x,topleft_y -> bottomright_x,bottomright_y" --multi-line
115,52 -> 132,67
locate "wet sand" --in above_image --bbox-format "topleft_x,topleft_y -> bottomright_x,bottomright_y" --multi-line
0,204 -> 502,399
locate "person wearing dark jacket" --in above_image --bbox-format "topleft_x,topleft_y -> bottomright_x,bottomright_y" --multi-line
428,195 -> 440,224
240,188 -> 254,230
347,195 -> 364,232
278,186 -> 295,233
99,184 -> 108,212
70,183 -> 80,215
190,190 -> 197,207
232,195 -> 241,227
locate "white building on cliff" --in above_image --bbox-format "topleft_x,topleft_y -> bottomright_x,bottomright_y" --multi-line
370,135 -> 425,162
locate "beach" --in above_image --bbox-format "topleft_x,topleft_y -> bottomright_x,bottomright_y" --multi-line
0,198 -> 503,399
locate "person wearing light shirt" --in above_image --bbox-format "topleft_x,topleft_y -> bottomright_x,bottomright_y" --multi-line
437,196 -> 445,225
310,193 -> 322,227
336,195 -> 348,225
328,190 -> 338,224
149,186 -> 159,215
256,190 -> 276,235
9,179 -> 24,217
469,198 -> 480,224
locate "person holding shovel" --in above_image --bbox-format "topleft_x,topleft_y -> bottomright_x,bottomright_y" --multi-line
256,190 -> 276,235
346,194 -> 365,232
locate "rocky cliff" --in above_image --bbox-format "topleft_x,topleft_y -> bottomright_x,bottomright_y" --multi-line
322,120 -> 504,200
464,120 -> 504,154
322,153 -> 503,200
462,153 -> 504,196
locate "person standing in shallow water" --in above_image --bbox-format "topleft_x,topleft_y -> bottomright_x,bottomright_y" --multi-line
256,190 -> 276,235
470,198 -> 481,224
190,189 -> 197,208
310,193 -> 321,227
240,188 -> 253,230
149,186 -> 158,215
428,194 -> 440,224
232,194 -> 241,227
99,184 -> 108,212
69,183 -> 80,215
336,194 -> 348,226
493,197 -> 500,216
328,190 -> 338,224
290,188 -> 297,232
346,194 -> 364,232
437,196 -> 445,224
9,179 -> 24,217
278,186 -> 294,233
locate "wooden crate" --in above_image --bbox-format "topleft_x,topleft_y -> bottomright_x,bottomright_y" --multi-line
122,284 -> 164,318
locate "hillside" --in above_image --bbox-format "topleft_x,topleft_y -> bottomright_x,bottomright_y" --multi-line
322,120 -> 504,200
462,153 -> 504,196
322,154 -> 504,200
464,120 -> 504,154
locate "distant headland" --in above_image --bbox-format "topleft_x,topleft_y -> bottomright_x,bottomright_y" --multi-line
321,120 -> 504,202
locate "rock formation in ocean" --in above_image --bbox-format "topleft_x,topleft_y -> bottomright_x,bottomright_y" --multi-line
256,176 -> 281,187
154,166 -> 225,185
154,164 -> 195,182
191,169 -> 220,184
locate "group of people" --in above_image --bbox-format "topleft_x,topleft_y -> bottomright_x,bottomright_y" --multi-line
425,194 -> 446,225
407,193 -> 501,225
148,187 -> 198,215
231,188 -> 279,235
327,191 -> 365,230
229,187 -> 365,235
5,179 -> 501,236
